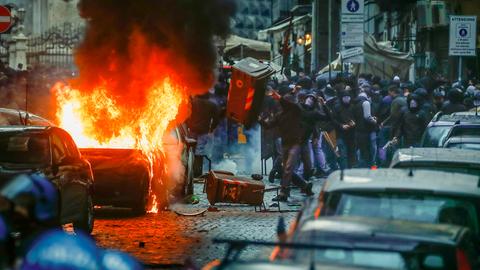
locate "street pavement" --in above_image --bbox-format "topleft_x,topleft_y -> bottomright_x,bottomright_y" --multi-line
92,177 -> 325,269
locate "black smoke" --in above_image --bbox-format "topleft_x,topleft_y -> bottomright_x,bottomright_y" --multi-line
74,0 -> 236,103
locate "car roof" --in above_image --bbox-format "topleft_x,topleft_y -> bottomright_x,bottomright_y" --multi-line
391,148 -> 480,167
324,169 -> 480,197
299,216 -> 465,248
217,261 -> 378,270
0,125 -> 52,133
430,112 -> 480,125
445,136 -> 480,144
0,108 -> 53,126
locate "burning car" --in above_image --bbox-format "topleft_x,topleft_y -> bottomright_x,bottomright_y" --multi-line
80,124 -> 195,215
0,125 -> 95,233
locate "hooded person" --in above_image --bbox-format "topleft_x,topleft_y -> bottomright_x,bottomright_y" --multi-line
413,87 -> 434,119
433,87 -> 446,113
441,88 -> 467,114
393,94 -> 430,147
354,91 -> 378,168
332,90 -> 356,169
259,90 -> 322,201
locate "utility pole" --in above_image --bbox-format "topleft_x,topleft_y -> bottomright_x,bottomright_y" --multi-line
311,0 -> 319,73
328,0 -> 332,81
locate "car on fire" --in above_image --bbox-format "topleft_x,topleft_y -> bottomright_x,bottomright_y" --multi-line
80,124 -> 196,215
0,126 -> 95,233
390,148 -> 480,175
296,169 -> 480,240
420,112 -> 480,147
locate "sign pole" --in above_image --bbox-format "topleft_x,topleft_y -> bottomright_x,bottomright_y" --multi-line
458,56 -> 462,82
328,0 -> 332,82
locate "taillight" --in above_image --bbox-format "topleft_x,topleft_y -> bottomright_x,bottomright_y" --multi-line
314,189 -> 325,219
456,249 -> 472,270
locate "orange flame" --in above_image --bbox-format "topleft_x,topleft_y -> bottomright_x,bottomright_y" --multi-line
52,31 -> 198,213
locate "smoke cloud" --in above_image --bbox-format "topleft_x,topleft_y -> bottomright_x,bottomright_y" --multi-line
74,0 -> 236,105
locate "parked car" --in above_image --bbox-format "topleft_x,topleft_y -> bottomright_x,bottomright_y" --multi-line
80,124 -> 196,215
421,112 -> 480,147
281,216 -> 478,270
390,148 -> 480,175
0,126 -> 95,233
204,239 -> 394,270
297,169 -> 480,239
444,136 -> 480,151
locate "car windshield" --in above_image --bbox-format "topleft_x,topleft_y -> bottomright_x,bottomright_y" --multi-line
291,246 -> 406,269
446,142 -> 480,151
394,163 -> 480,176
0,133 -> 50,165
421,126 -> 451,147
327,192 -> 479,233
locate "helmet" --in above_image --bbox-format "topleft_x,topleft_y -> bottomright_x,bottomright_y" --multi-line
433,88 -> 446,98
21,230 -> 101,270
413,88 -> 428,99
1,174 -> 58,223
101,249 -> 143,270
0,215 -> 9,268
448,88 -> 464,103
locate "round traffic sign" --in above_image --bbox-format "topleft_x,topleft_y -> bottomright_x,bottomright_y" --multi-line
0,6 -> 12,34
347,0 -> 360,12
459,28 -> 468,37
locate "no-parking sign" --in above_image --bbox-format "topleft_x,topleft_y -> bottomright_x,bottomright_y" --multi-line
449,16 -> 477,56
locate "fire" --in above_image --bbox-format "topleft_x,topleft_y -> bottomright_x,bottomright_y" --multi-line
52,31 -> 195,213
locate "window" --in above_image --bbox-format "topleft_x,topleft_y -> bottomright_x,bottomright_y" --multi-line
421,126 -> 451,147
327,192 -> 479,233
51,133 -> 68,164
0,133 -> 50,165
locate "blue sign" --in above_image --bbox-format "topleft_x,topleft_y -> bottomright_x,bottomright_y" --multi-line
347,0 -> 360,12
459,28 -> 468,37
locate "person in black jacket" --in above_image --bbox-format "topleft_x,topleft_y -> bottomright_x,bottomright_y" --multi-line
332,90 -> 356,169
354,91 -> 378,168
441,88 -> 467,114
393,94 -> 430,147
260,90 -> 323,201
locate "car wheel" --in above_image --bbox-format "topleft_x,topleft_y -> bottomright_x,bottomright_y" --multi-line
75,193 -> 94,234
132,178 -> 149,216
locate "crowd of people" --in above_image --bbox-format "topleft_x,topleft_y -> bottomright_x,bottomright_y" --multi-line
258,71 -> 480,202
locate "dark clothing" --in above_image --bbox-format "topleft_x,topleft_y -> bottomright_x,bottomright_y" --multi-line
353,95 -> 377,133
441,101 -> 467,115
382,95 -> 407,127
186,96 -> 220,135
394,108 -> 430,147
332,102 -> 356,169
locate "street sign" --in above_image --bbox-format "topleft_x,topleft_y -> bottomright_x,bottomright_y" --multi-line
341,22 -> 364,46
341,47 -> 364,63
0,6 -> 12,34
342,0 -> 364,24
449,15 -> 477,56
342,0 -> 364,16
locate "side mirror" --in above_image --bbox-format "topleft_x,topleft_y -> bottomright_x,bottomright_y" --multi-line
185,137 -> 197,148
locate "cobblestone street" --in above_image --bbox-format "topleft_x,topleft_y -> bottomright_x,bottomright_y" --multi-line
92,178 -> 324,268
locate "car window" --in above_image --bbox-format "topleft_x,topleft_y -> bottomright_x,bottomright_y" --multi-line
293,248 -> 407,270
393,163 -> 480,176
58,131 -> 80,159
446,143 -> 480,151
0,133 -> 50,164
449,127 -> 480,138
51,133 -> 68,164
421,126 -> 451,147
327,193 -> 479,233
